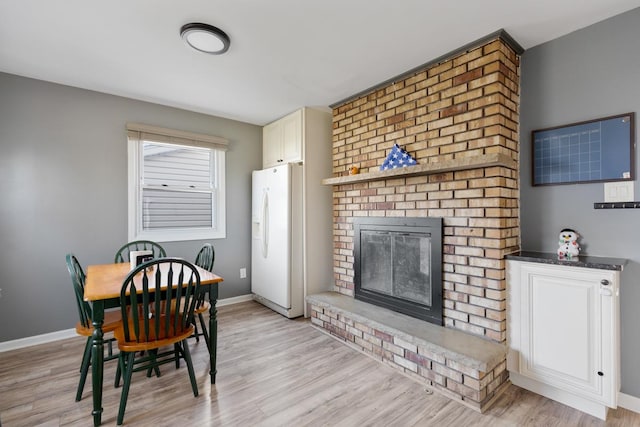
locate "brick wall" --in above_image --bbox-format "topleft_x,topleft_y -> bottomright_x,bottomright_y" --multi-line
330,37 -> 520,343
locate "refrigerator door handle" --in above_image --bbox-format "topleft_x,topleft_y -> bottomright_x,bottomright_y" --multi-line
262,191 -> 269,258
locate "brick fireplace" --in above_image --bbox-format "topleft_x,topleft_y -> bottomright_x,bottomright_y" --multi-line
308,32 -> 522,412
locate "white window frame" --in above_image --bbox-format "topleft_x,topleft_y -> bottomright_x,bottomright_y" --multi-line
127,122 -> 228,242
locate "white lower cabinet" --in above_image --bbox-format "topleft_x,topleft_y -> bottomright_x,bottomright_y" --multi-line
507,260 -> 620,420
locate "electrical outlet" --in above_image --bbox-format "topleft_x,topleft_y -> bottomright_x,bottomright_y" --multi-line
240,268 -> 247,279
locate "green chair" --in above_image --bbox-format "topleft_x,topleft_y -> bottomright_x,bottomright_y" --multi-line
164,243 -> 215,346
113,258 -> 200,425
66,254 -> 121,402
192,243 -> 215,345
195,243 -> 215,272
114,240 -> 166,263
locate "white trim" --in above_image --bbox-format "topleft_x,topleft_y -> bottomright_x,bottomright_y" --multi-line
127,133 -> 227,242
126,122 -> 229,150
0,295 -> 255,353
127,132 -> 139,241
217,294 -> 254,307
618,392 -> 640,414
0,329 -> 77,353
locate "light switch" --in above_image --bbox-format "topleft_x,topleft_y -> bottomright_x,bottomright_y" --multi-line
604,181 -> 634,202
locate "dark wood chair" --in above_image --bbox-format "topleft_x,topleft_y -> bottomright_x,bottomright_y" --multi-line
114,240 -> 166,263
192,243 -> 215,345
113,258 -> 200,425
66,254 -> 121,402
164,243 -> 215,345
195,243 -> 215,272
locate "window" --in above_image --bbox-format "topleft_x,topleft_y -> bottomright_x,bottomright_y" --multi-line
127,123 -> 228,242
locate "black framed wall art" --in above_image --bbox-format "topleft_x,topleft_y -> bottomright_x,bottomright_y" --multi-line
532,112 -> 635,186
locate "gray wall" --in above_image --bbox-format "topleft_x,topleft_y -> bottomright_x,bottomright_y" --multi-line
520,7 -> 640,397
0,72 -> 262,342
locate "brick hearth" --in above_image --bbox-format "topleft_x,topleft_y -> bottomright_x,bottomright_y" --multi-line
309,33 -> 521,411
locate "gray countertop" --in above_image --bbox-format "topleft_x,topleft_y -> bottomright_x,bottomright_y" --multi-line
505,251 -> 627,271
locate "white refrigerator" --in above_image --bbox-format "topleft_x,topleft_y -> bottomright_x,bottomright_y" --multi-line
251,163 -> 304,318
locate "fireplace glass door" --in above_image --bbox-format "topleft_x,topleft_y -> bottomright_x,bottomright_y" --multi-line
353,217 -> 442,325
360,231 -> 432,307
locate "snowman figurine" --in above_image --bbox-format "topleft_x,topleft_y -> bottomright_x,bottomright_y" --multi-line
557,228 -> 580,259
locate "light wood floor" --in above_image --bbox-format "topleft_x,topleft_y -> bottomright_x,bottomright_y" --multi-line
1,301 -> 640,426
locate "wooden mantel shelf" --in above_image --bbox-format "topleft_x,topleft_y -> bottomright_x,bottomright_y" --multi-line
321,153 -> 517,186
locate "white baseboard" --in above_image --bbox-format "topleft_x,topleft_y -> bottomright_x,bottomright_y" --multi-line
0,294 -> 254,352
216,294 -> 253,307
618,392 -> 640,414
0,328 -> 77,353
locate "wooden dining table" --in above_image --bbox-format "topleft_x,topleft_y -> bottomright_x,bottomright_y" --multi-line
84,262 -> 223,427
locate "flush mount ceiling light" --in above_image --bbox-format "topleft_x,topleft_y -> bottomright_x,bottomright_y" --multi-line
180,23 -> 230,55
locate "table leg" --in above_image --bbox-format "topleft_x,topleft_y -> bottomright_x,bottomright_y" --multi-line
91,300 -> 105,426
208,285 -> 218,384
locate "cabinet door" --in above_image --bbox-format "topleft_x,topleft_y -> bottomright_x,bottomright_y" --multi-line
281,109 -> 302,163
263,121 -> 282,168
518,263 -> 617,406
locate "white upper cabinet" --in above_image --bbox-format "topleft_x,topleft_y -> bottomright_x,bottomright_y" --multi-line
263,109 -> 302,168
262,121 -> 281,167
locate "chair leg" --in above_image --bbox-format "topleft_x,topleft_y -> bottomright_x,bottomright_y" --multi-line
76,337 -> 93,401
192,320 -> 200,343
115,357 -> 122,388
146,349 -> 162,378
117,352 -> 135,426
79,336 -> 91,373
181,340 -> 199,397
198,312 -> 210,348
152,349 -> 161,378
115,353 -> 125,388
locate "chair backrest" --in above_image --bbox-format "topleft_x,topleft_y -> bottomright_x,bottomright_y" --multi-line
66,254 -> 92,329
114,240 -> 166,263
119,258 -> 201,343
195,243 -> 215,272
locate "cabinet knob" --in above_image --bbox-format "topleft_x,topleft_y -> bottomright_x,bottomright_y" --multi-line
600,279 -> 610,286
597,371 -> 604,376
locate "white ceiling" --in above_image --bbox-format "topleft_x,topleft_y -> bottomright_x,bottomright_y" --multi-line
1,1 -> 639,126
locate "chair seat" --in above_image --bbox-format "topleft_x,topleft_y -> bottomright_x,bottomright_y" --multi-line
114,315 -> 195,352
75,310 -> 122,336
195,300 -> 210,315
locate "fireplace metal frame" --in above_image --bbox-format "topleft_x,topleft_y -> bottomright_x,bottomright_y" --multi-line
353,217 -> 443,325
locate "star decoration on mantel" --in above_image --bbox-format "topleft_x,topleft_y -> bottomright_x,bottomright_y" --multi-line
380,143 -> 418,170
